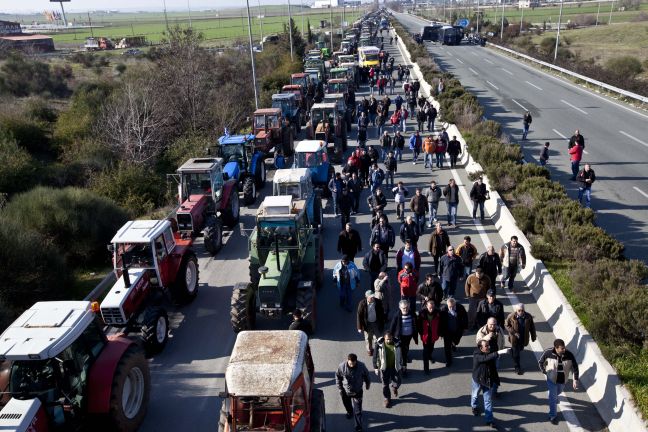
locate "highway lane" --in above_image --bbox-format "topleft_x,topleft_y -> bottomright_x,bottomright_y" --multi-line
139,37 -> 604,431
396,12 -> 648,262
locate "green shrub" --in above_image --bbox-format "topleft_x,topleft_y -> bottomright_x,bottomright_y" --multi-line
1,186 -> 128,266
0,113 -> 50,154
0,54 -> 70,97
515,176 -> 566,197
512,206 -> 535,233
158,134 -> 212,174
24,97 -> 58,123
0,131 -> 35,194
533,199 -> 594,235
470,120 -> 501,138
606,56 -> 643,78
590,284 -> 648,347
91,164 -> 164,217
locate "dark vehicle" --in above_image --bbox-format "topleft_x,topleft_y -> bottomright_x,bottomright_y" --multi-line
440,26 -> 462,45
421,25 -> 443,42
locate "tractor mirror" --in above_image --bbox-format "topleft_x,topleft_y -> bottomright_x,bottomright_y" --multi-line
107,244 -> 115,253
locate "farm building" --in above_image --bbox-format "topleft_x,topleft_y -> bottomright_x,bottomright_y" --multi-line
0,20 -> 54,52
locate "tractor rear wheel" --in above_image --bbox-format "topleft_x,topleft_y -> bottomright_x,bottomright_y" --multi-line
204,217 -> 223,255
231,282 -> 256,333
242,177 -> 256,206
221,187 -> 240,228
171,253 -> 199,305
249,260 -> 260,285
296,283 -> 317,333
141,306 -> 168,356
310,389 -> 326,432
255,160 -> 266,188
311,197 -> 323,230
108,345 -> 150,432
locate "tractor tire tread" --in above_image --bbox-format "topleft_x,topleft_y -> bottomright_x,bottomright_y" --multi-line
108,345 -> 150,432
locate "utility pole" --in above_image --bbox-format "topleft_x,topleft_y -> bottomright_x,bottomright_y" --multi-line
342,4 -> 345,39
329,0 -> 334,51
608,0 -> 614,24
162,0 -> 170,31
301,0 -> 305,36
87,12 -> 94,38
288,0 -> 294,61
595,1 -> 601,26
257,0 -> 264,49
476,0 -> 480,34
245,0 -> 259,109
58,1 -> 69,28
520,5 -> 524,33
187,0 -> 192,27
554,0 -> 564,63
500,0 -> 505,40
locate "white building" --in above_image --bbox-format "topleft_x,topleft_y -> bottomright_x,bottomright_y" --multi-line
312,0 -> 340,8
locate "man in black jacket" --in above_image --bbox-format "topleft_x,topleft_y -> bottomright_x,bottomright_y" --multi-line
479,246 -> 502,292
338,223 -> 362,261
469,177 -> 488,221
288,309 -> 313,336
440,297 -> 468,367
568,129 -> 585,149
336,353 -> 371,431
416,273 -> 443,311
476,290 -> 505,328
356,290 -> 387,356
577,164 -> 596,209
363,243 -> 388,289
389,299 -> 418,375
367,188 -> 387,217
471,340 -> 507,428
447,136 -> 462,168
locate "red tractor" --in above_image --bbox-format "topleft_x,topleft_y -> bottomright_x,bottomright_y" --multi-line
252,108 -> 295,158
102,219 -> 200,356
0,301 -> 150,432
175,157 -> 240,255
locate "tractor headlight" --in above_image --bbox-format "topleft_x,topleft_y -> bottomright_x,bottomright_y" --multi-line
275,303 -> 281,308
261,303 -> 268,308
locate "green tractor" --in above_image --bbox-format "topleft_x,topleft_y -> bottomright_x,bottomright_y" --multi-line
230,195 -> 323,334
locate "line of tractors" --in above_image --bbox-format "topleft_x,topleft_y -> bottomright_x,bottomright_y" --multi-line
0,9 -> 389,432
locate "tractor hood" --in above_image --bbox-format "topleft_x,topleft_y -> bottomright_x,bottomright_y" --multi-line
223,161 -> 240,181
0,398 -> 46,432
177,194 -> 209,214
258,251 -> 292,310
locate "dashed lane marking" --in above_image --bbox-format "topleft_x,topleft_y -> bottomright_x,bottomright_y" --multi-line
561,99 -> 588,115
487,80 -> 499,90
620,130 -> 648,148
525,80 -> 543,91
512,99 -> 528,111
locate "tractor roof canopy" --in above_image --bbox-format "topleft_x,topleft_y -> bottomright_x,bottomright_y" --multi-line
226,330 -> 308,397
272,93 -> 295,101
111,220 -> 171,244
273,168 -> 310,186
295,140 -> 326,154
254,108 -> 281,116
177,157 -> 224,174
218,134 -> 255,145
0,301 -> 95,361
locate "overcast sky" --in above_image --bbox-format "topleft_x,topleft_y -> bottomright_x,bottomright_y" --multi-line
3,0 -> 296,14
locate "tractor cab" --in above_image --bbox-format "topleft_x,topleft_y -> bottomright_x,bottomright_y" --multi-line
215,134 -> 256,182
341,40 -> 352,54
281,84 -> 306,111
292,140 -> 334,192
273,169 -> 322,229
338,54 -> 356,64
329,67 -> 351,82
220,331 -> 325,432
306,103 -> 339,143
272,93 -> 301,131
326,78 -> 350,96
175,158 -> 227,232
304,68 -> 322,86
253,107 -> 294,157
290,72 -> 309,93
304,59 -> 325,79
0,301 -> 149,432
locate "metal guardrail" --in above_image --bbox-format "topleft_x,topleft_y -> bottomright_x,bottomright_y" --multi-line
486,41 -> 648,105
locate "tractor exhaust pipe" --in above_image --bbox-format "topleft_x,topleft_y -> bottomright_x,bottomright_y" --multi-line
121,254 -> 131,288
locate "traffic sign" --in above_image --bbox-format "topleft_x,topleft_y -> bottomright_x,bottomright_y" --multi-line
458,18 -> 470,28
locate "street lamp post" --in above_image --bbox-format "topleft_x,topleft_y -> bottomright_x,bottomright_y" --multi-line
500,0 -> 505,40
288,0 -> 294,61
554,0 -> 564,63
476,0 -> 480,34
329,0 -> 333,51
608,0 -> 614,24
245,0 -> 259,109
257,0 -> 264,49
301,0 -> 305,35
187,0 -> 192,27
520,5 -> 524,33
162,0 -> 170,31
595,1 -> 601,26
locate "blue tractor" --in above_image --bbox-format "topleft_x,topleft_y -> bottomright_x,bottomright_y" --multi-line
216,134 -> 267,206
292,140 -> 335,198
272,93 -> 302,133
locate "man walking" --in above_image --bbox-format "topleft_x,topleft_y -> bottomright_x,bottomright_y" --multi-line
409,188 -> 428,234
435,136 -> 446,168
471,340 -> 507,428
367,187 -> 387,217
469,177 -> 489,222
476,290 -> 505,328
397,262 -> 419,308
392,181 -> 410,222
336,353 -> 371,432
399,216 -> 420,249
539,338 -> 580,425
577,163 -> 596,209
384,151 -> 397,188
389,299 -> 418,376
425,180 -> 443,227
505,303 -> 537,375
443,178 -> 460,227
456,236 -> 478,279
379,130 -> 392,162
417,299 -> 441,374
393,130 -> 405,161
363,243 -> 388,289
539,141 -> 550,166
427,104 -> 437,132
440,297 -> 468,367
438,245 -> 462,298
417,273 -> 443,309
357,290 -> 387,356
522,111 -> 532,140
369,216 -> 395,256
465,267 -> 491,330
568,129 -> 585,149
568,140 -> 583,181
396,239 -> 421,272
447,135 -> 462,168
423,134 -> 436,170
347,172 -> 363,214
479,246 -> 502,293
373,331 -> 402,408
339,188 -> 353,230
333,255 -> 361,312
369,163 -> 385,194
338,222 -> 362,261
328,172 -> 344,216
500,236 -> 526,291
409,131 -> 422,164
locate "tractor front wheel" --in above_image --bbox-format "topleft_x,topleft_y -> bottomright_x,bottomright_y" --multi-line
231,282 -> 256,333
141,306 -> 168,356
204,217 -> 223,255
221,187 -> 240,228
108,345 -> 150,432
296,283 -> 317,333
242,177 -> 256,206
310,389 -> 327,432
171,253 -> 199,305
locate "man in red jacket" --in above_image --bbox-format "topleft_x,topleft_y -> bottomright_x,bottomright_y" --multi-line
398,262 -> 418,309
568,143 -> 583,181
417,299 -> 441,374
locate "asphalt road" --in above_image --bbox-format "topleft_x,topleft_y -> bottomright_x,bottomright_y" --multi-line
395,11 -> 648,262
139,36 -> 605,432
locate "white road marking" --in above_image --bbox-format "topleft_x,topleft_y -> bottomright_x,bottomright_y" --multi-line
502,68 -> 514,76
446,51 -> 453,57
525,81 -> 543,91
487,80 -> 499,90
471,51 -> 479,56
512,99 -> 528,111
469,67 -> 478,75
634,186 -> 648,199
620,130 -> 648,148
561,99 -> 588,115
553,129 -> 567,139
483,58 -> 494,64
456,58 -> 464,64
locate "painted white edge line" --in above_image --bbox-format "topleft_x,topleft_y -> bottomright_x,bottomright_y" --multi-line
525,80 -> 543,91
512,99 -> 528,111
502,68 -> 514,76
487,80 -> 499,90
553,129 -> 567,139
469,67 -> 478,75
561,99 -> 588,115
633,186 -> 648,199
456,58 -> 464,64
483,58 -> 494,65
620,130 -> 648,148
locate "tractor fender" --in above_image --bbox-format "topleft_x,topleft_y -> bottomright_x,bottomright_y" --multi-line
250,152 -> 264,176
219,180 -> 238,211
87,336 -> 136,414
223,161 -> 240,182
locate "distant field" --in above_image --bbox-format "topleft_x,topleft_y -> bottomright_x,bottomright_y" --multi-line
6,7 -> 367,48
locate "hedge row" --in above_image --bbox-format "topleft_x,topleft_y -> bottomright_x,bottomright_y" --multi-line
393,19 -> 648,413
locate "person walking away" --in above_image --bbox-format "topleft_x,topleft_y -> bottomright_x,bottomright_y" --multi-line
568,141 -> 583,181
440,297 -> 468,367
438,245 -> 463,298
333,255 -> 361,312
425,181 -> 443,227
397,262 -> 418,308
288,309 -> 313,336
396,239 -> 421,272
456,236 -> 478,279
336,353 -> 371,432
428,222 -> 451,274
379,131 -> 392,162
394,130 -> 405,161
363,242 -> 388,289
338,223 -> 362,261
373,331 -> 402,408
359,148 -> 371,186
475,317 -> 506,396
539,338 -> 580,425
435,136 -> 447,169
499,236 -> 526,291
329,172 -> 344,216
577,164 -> 596,209
347,173 -> 363,214
505,303 -> 537,375
471,340 -> 508,428
384,151 -> 397,188
417,300 -> 441,374
476,289 -> 505,328
376,104 -> 387,136
339,188 -> 353,230
369,163 -> 385,194
427,104 -> 437,132
447,136 -> 462,168
522,111 -> 532,140
389,299 -> 418,376
444,178 -> 460,227
417,273 -> 443,310
539,141 -> 550,166
399,216 -> 420,249
392,181 -> 409,222
465,266 -> 491,330
416,107 -> 426,132
400,107 -> 408,133
408,131 -> 422,164
469,177 -> 489,222
422,134 -> 436,170
357,290 -> 387,356
373,272 -> 392,317
479,246 -> 502,294
367,187 -> 387,217
409,188 -> 428,234
568,129 -> 585,150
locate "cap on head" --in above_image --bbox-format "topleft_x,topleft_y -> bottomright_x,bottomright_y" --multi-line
486,289 -> 495,297
365,290 -> 375,298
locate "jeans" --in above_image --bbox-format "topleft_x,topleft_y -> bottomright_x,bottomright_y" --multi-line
386,171 -> 395,187
411,148 -> 419,162
472,200 -> 485,220
432,254 -> 442,275
502,264 -> 519,290
395,147 -> 402,161
396,202 -> 406,221
332,194 -> 341,215
547,378 -> 565,418
392,123 -> 400,134
441,277 -> 458,297
400,334 -> 413,366
578,187 -> 591,208
463,264 -> 472,278
369,112 -> 376,126
381,147 -> 389,161
571,161 -> 580,180
352,194 -> 360,212
428,202 -> 439,224
443,334 -> 459,365
417,121 -> 425,132
468,297 -> 482,329
436,153 -> 445,168
540,159 -> 547,167
339,283 -> 352,311
401,118 -> 406,132
340,390 -> 363,430
449,154 -> 459,168
471,379 -> 494,423
424,153 -> 434,168
447,203 -> 458,226
413,213 -> 426,234
422,341 -> 436,372
380,368 -> 401,400
428,118 -> 435,132
523,123 -> 530,140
